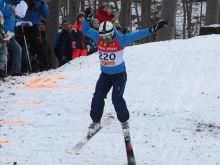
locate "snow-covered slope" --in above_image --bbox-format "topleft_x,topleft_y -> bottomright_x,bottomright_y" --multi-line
0,35 -> 220,165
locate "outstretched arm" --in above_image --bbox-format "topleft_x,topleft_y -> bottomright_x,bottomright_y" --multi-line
118,20 -> 167,47
118,28 -> 152,47
82,8 -> 99,44
82,20 -> 99,44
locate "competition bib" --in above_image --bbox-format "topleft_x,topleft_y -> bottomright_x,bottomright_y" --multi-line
98,38 -> 124,67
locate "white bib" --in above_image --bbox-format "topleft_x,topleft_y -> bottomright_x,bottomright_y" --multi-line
97,38 -> 124,67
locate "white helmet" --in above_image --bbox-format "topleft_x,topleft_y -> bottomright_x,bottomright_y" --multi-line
98,21 -> 114,37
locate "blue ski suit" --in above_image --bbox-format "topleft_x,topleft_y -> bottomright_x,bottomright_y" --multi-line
82,19 -> 152,123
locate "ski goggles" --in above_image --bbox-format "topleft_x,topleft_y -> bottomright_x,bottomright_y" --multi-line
101,34 -> 112,40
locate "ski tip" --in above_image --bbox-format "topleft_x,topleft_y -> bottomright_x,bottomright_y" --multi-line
68,150 -> 79,155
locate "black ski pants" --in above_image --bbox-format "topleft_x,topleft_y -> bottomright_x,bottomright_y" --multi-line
90,71 -> 129,123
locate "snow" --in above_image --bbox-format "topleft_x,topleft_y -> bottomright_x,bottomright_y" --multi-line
203,24 -> 220,27
1,34 -> 220,165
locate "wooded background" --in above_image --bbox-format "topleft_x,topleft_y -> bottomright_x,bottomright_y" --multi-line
45,0 -> 220,68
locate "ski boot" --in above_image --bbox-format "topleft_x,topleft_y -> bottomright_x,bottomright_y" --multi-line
87,122 -> 100,138
121,121 -> 130,138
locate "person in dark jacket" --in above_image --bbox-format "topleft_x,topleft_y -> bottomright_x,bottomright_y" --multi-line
15,0 -> 50,72
71,12 -> 87,59
94,2 -> 114,24
54,20 -> 73,67
40,20 -> 52,68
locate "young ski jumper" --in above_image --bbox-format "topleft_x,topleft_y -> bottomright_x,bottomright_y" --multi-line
83,8 -> 167,137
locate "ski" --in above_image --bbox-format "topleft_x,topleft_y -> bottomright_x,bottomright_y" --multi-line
123,132 -> 136,165
71,115 -> 114,154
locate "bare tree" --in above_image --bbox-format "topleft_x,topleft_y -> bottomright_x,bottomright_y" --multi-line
60,0 -> 68,20
46,0 -> 61,69
205,0 -> 220,25
113,0 -> 119,11
68,0 -> 78,24
81,0 -> 85,11
134,0 -> 141,30
157,0 -> 178,41
120,0 -> 127,29
182,0 -> 186,39
182,0 -> 193,38
141,0 -> 151,43
126,0 -> 132,30
200,0 -> 203,28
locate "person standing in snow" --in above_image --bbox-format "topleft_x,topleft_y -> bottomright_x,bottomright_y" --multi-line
71,12 -> 87,59
0,0 -> 22,76
40,20 -> 52,68
94,2 -> 114,24
54,20 -> 73,67
15,0 -> 50,72
82,7 -> 168,137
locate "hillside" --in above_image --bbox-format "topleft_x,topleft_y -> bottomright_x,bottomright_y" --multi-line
0,35 -> 220,165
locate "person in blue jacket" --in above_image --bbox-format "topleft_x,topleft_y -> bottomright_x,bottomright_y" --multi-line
15,0 -> 50,72
0,0 -> 23,76
82,7 -> 167,137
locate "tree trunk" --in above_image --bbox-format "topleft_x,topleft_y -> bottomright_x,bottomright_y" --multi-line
71,0 -> 79,24
68,0 -> 74,24
46,0 -> 61,69
141,0 -> 151,43
184,0 -> 193,38
205,0 -> 220,25
182,0 -> 186,39
134,0 -> 141,30
126,0 -> 132,30
113,0 -> 119,11
157,0 -> 178,41
200,0 -> 203,28
120,0 -> 127,30
81,0 -> 85,12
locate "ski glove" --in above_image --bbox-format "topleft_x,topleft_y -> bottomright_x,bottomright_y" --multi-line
87,45 -> 91,52
149,20 -> 168,33
84,7 -> 94,21
72,41 -> 76,50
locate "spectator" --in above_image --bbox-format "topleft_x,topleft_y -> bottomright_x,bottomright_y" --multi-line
15,0 -> 50,72
71,12 -> 87,59
0,0 -> 22,76
111,10 -> 120,26
86,18 -> 99,55
54,20 -> 73,67
40,20 -> 52,68
90,18 -> 99,30
94,2 -> 114,24
0,11 -> 6,78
